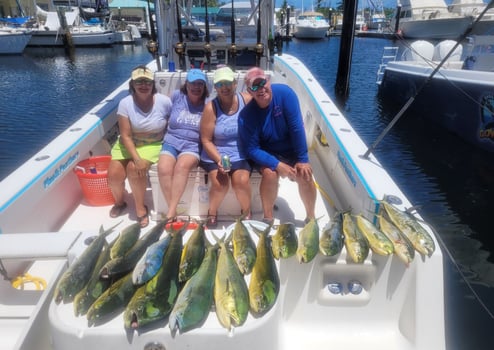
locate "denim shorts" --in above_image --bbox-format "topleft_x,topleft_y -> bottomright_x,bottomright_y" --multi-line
200,159 -> 252,173
161,143 -> 200,160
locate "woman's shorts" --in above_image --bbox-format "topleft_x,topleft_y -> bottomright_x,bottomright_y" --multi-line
111,139 -> 162,163
160,143 -> 200,160
200,159 -> 252,173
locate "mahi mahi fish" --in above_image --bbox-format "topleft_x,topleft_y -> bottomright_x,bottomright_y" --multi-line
380,200 -> 436,257
179,221 -> 206,282
319,212 -> 344,256
342,212 -> 369,263
53,223 -> 118,304
354,213 -> 394,256
86,272 -> 138,327
132,232 -> 172,285
110,222 -> 141,259
99,219 -> 168,280
249,224 -> 280,318
377,214 -> 415,267
296,217 -> 320,263
169,240 -> 218,334
271,222 -> 298,259
231,216 -> 257,274
123,224 -> 184,330
213,234 -> 250,331
73,240 -> 112,316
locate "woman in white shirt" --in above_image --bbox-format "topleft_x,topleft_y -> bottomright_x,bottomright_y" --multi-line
108,66 -> 172,228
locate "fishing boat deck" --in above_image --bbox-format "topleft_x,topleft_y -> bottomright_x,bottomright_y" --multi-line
32,147 -> 433,349
1,54 -> 445,349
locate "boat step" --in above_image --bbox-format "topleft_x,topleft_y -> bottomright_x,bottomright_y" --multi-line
0,231 -> 82,260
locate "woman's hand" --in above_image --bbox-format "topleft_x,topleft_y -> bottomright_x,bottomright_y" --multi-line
133,158 -> 148,177
295,162 -> 313,181
276,162 -> 297,180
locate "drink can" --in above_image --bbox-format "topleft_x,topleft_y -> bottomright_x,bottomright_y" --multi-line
168,61 -> 175,72
221,155 -> 231,172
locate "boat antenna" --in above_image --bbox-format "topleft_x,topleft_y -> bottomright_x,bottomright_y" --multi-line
175,0 -> 186,71
228,1 -> 237,69
361,0 -> 494,160
146,0 -> 161,71
255,1 -> 264,67
204,0 -> 211,71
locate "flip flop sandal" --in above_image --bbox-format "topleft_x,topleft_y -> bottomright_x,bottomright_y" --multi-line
109,202 -> 127,218
206,210 -> 217,228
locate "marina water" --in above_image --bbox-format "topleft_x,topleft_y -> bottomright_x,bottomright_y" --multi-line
1,38 -> 494,349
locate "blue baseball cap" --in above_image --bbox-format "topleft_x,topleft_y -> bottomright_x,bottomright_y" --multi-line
186,69 -> 207,83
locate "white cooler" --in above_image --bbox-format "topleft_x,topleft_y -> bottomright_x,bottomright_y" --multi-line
149,164 -> 262,221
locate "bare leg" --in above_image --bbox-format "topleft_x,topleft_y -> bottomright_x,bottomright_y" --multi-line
157,154 -> 175,214
296,175 -> 316,220
108,159 -> 128,206
260,167 -> 279,219
166,154 -> 198,218
126,160 -> 150,221
208,169 -> 229,216
231,168 -> 252,215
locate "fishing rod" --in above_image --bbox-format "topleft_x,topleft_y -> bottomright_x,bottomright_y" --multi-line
361,0 -> 494,160
175,0 -> 186,71
228,0 -> 237,69
255,2 -> 264,67
204,0 -> 211,71
145,0 -> 161,71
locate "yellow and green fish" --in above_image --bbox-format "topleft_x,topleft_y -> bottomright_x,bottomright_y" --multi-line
319,212 -> 344,256
296,217 -> 320,263
249,224 -> 280,318
54,223 -> 118,304
179,222 -> 206,282
271,222 -> 298,259
354,213 -> 394,256
213,234 -> 249,331
169,240 -> 218,334
380,200 -> 435,257
342,212 -> 369,263
231,217 -> 257,275
377,214 -> 415,267
123,226 -> 183,330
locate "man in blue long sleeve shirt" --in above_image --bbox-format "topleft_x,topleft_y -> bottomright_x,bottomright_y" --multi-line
238,67 -> 316,223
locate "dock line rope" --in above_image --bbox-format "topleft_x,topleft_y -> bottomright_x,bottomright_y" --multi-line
11,274 -> 47,291
1,259 -> 47,291
413,211 -> 494,320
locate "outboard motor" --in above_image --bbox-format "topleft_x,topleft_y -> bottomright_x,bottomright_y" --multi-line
404,41 -> 434,62
433,40 -> 463,62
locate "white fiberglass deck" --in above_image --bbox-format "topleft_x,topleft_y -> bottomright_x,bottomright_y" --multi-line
43,148 -> 440,350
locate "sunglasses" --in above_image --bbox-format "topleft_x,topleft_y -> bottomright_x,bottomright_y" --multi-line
214,81 -> 233,88
134,79 -> 153,86
249,78 -> 268,92
189,81 -> 205,87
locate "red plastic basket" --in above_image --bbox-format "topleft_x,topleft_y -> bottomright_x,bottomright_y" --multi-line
74,155 -> 115,206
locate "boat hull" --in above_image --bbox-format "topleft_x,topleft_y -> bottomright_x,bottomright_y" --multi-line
379,61 -> 494,152
293,11 -> 329,39
294,25 -> 328,39
0,31 -> 32,54
28,30 -> 114,47
398,17 -> 473,39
